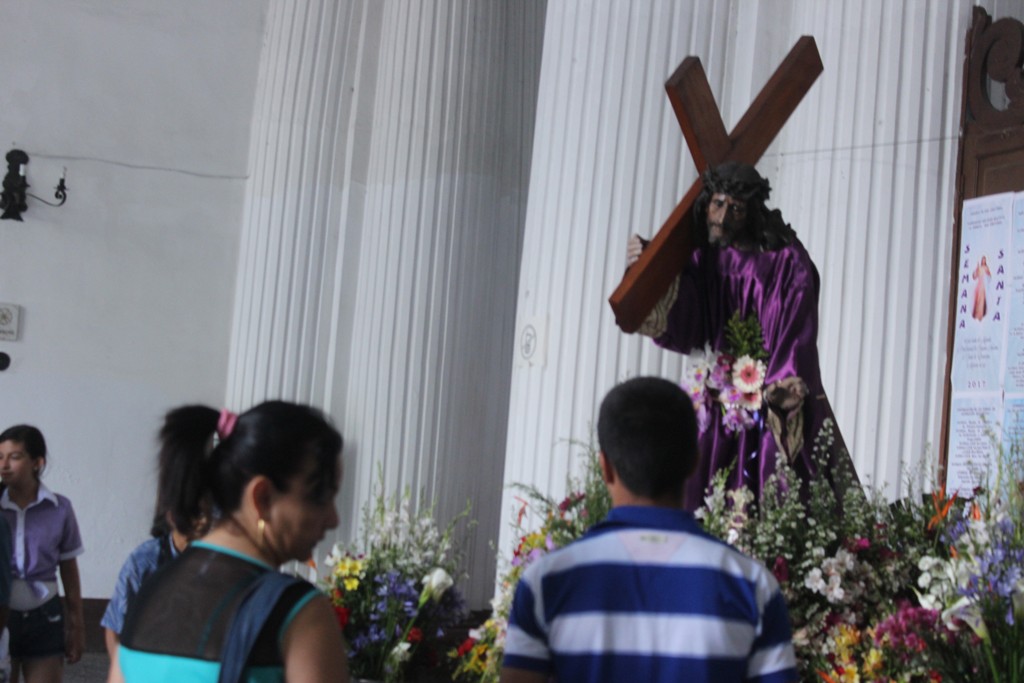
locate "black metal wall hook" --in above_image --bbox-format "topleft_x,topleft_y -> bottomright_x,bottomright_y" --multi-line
0,149 -> 68,221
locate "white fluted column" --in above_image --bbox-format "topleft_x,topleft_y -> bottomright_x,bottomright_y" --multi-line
227,0 -> 378,409
229,0 -> 546,606
340,0 -> 545,606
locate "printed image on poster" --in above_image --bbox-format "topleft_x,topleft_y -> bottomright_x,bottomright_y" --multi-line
951,193 -> 1012,394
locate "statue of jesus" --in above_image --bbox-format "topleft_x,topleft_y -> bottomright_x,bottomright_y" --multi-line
627,162 -> 858,510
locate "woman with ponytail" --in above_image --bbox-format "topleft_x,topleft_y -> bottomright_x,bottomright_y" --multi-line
114,401 -> 349,683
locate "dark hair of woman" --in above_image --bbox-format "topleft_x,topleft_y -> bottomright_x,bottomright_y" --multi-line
0,424 -> 47,460
156,401 -> 342,538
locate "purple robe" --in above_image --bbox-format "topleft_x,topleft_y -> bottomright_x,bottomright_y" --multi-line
655,238 -> 853,510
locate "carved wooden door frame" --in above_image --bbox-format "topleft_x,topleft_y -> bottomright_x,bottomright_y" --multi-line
941,7 -> 1024,483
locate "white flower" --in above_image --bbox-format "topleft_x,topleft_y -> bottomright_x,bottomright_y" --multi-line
825,573 -> 845,603
943,597 -> 988,640
325,542 -> 345,568
917,591 -> 942,611
421,567 -> 454,603
804,568 -> 826,593
686,345 -> 714,379
726,528 -> 740,545
389,641 -> 412,664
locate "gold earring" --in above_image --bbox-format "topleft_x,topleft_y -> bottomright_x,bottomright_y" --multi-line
257,518 -> 266,546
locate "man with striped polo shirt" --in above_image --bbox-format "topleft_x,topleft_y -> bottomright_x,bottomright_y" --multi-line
500,376 -> 798,683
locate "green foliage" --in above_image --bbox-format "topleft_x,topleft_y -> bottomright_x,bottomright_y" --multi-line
723,310 -> 769,360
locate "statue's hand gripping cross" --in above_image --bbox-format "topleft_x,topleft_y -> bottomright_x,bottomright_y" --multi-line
609,37 -> 823,333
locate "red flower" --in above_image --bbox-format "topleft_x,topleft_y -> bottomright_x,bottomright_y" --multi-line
407,627 -> 423,643
333,605 -> 350,630
771,556 -> 789,583
456,637 -> 476,657
558,492 -> 585,512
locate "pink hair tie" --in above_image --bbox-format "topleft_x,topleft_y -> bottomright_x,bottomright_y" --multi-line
216,409 -> 238,441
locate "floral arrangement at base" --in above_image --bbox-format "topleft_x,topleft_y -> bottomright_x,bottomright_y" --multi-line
449,440 -> 610,683
324,481 -> 471,683
451,420 -> 1024,683
698,422 -> 1024,683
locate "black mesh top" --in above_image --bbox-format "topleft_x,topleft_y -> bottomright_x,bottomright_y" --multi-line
120,542 -> 317,667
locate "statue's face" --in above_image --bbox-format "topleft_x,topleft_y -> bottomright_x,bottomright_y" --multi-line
707,193 -> 748,246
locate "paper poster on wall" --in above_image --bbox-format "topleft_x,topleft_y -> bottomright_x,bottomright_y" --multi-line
951,193 -> 1012,394
1005,195 -> 1024,393
947,393 -> 1002,494
1002,395 -> 1024,457
945,192 -> 1024,495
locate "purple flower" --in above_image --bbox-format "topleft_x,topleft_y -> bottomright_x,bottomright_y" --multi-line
722,405 -> 754,434
960,538 -> 1024,617
708,363 -> 730,390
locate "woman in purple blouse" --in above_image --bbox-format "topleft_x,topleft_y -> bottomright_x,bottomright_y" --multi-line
0,425 -> 84,683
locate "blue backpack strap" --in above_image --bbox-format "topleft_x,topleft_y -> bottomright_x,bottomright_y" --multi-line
218,571 -> 308,683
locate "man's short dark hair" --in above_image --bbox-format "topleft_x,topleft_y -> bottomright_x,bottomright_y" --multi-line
597,377 -> 699,500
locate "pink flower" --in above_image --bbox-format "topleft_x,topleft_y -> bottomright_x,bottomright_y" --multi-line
738,391 -> 762,411
848,537 -> 871,552
732,355 -> 767,393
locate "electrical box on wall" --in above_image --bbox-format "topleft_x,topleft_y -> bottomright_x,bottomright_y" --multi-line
0,303 -> 21,341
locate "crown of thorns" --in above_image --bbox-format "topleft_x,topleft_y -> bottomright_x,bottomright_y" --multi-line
701,162 -> 771,206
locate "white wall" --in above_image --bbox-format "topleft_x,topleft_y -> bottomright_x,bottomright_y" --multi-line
0,1 -> 267,596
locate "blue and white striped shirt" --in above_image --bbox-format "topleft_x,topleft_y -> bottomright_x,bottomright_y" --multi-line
503,506 -> 798,683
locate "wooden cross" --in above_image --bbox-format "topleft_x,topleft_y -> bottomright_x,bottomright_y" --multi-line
609,37 -> 823,332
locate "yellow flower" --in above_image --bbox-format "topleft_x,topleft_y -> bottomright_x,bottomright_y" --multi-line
862,648 -> 883,675
468,644 -> 489,673
837,624 -> 861,649
839,667 -> 860,683
334,557 -> 364,578
343,576 -> 360,591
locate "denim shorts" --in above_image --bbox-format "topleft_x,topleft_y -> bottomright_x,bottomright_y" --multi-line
9,597 -> 65,659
